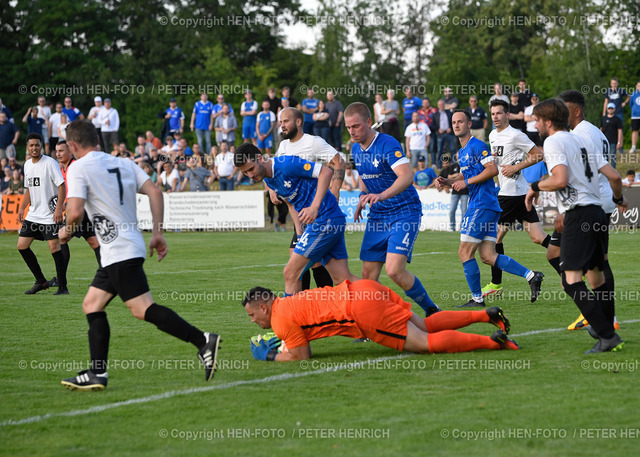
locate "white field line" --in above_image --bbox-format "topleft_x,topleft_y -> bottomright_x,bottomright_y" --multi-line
2,320 -> 638,428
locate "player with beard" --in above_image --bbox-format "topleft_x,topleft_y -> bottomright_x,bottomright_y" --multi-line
274,108 -> 346,291
525,99 -> 625,353
556,90 -> 624,332
17,133 -> 68,295
481,99 -> 549,298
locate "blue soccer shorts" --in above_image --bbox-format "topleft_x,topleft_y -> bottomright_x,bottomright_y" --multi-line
293,217 -> 348,270
360,215 -> 421,263
243,123 -> 257,139
460,208 -> 500,243
257,135 -> 273,149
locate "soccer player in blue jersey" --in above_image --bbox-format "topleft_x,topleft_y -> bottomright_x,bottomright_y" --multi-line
241,90 -> 259,146
343,102 -> 440,316
234,143 -> 358,295
435,110 -> 544,307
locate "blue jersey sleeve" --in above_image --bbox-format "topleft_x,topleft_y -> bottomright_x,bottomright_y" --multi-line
278,156 -> 320,179
383,137 -> 409,169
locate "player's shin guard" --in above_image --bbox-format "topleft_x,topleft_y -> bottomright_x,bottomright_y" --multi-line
87,311 -> 110,374
427,330 -> 498,353
19,248 -> 46,283
52,250 -> 67,287
425,311 -> 489,333
490,243 -> 504,285
548,257 -> 562,275
495,254 -> 530,279
405,276 -> 437,314
312,265 -> 333,288
60,242 -> 70,269
462,259 -> 482,300
144,303 -> 206,348
562,276 -> 615,339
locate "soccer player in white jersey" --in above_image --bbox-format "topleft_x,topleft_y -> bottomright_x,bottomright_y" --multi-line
525,99 -> 625,353
275,108 -> 346,290
59,120 -> 220,391
481,99 -> 550,297
17,133 -> 68,295
557,90 -> 625,331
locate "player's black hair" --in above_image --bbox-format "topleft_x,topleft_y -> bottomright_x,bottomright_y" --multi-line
234,142 -> 262,167
489,99 -> 509,112
519,78 -> 526,83
242,287 -> 275,308
626,169 -> 635,176
56,139 -> 67,145
557,90 -> 585,109
26,132 -> 43,145
533,99 -> 569,131
66,120 -> 100,147
453,109 -> 471,122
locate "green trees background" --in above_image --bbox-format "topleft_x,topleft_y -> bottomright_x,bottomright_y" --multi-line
2,0 -> 638,157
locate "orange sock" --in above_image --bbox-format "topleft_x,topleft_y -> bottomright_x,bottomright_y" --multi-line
427,330 -> 499,353
424,310 -> 490,333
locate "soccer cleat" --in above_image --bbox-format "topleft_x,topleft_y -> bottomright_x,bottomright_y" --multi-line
456,299 -> 485,308
491,330 -> 520,350
53,286 -> 69,295
486,307 -> 510,334
568,314 -> 588,331
481,282 -> 503,298
24,281 -> 49,295
425,305 -> 442,317
528,271 -> 544,303
61,370 -> 108,391
352,337 -> 370,343
584,334 -> 625,354
198,332 -> 221,381
46,277 -> 58,288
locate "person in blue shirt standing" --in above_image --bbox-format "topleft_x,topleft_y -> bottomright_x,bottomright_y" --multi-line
413,157 -> 437,189
435,110 -> 543,308
630,80 -> 640,154
344,102 -> 441,317
301,88 -> 319,135
402,87 -> 422,132
190,93 -> 214,155
165,98 -> 184,137
62,97 -> 83,121
240,90 -> 259,146
22,106 -> 47,137
234,143 -> 358,295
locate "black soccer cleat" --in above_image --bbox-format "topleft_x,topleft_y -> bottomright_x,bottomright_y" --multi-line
46,277 -> 58,288
25,281 -> 49,295
584,334 -> 625,354
528,271 -> 544,302
456,299 -> 485,308
425,305 -> 442,317
53,286 -> 69,295
490,330 -> 520,350
198,332 -> 221,381
61,370 -> 108,391
486,307 -> 510,334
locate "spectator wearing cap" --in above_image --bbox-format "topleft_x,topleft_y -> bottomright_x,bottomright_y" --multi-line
165,98 -> 185,136
98,98 -> 120,152
413,156 -> 437,190
87,96 -> 105,151
467,95 -> 487,141
190,92 -> 214,155
523,94 -> 542,146
601,102 -> 623,167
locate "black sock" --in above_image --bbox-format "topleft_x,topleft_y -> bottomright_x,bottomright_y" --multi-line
144,303 -> 205,349
19,248 -> 46,283
93,246 -> 101,265
87,311 -> 110,374
541,234 -> 551,248
563,280 -> 615,339
52,250 -> 67,287
491,243 -> 504,284
301,270 -> 311,291
602,259 -> 614,291
593,282 -> 615,326
312,265 -> 334,287
548,257 -> 562,275
60,243 -> 70,270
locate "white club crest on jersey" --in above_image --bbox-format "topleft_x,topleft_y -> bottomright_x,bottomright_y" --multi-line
372,158 -> 380,168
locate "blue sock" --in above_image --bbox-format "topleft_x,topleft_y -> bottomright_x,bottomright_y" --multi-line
495,254 -> 531,280
463,259 -> 483,301
283,293 -> 292,297
404,276 -> 437,313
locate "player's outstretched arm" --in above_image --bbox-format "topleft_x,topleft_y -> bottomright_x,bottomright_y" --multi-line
139,180 -> 168,261
276,345 -> 311,361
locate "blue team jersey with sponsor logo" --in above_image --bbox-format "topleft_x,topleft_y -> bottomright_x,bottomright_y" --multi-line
265,156 -> 344,223
242,101 -> 258,125
458,136 -> 501,212
165,107 -> 184,131
352,132 -> 422,219
193,101 -> 214,130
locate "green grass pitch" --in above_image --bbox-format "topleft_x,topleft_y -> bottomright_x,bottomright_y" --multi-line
0,229 -> 638,456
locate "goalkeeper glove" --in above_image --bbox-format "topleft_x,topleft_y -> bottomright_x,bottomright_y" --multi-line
250,338 -> 278,361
